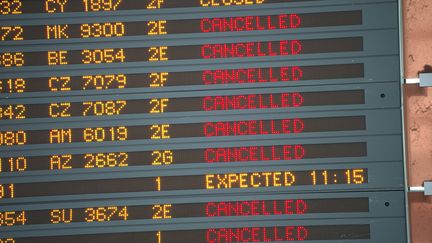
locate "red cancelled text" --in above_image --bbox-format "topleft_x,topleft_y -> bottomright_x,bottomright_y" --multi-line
202,93 -> 304,111
206,226 -> 308,242
205,145 -> 305,163
200,14 -> 301,32
206,200 -> 308,217
203,119 -> 305,137
201,40 -> 302,58
202,67 -> 303,84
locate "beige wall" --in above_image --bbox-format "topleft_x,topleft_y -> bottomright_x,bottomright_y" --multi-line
403,0 -> 432,241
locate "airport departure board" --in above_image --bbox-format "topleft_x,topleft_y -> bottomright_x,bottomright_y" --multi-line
0,0 -> 407,242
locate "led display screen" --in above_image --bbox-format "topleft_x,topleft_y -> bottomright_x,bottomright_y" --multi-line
0,0 -> 405,242
0,64 -> 364,93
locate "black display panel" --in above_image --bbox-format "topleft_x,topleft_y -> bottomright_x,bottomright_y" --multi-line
0,37 -> 363,68
0,11 -> 362,41
0,168 -> 368,199
1,224 -> 371,243
0,64 -> 364,94
0,116 -> 366,146
0,90 -> 364,121
0,142 -> 366,173
0,0 -> 406,242
0,0 -> 345,14
0,198 -> 368,226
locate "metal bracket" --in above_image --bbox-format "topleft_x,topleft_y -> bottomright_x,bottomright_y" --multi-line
405,73 -> 432,87
409,181 -> 432,195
